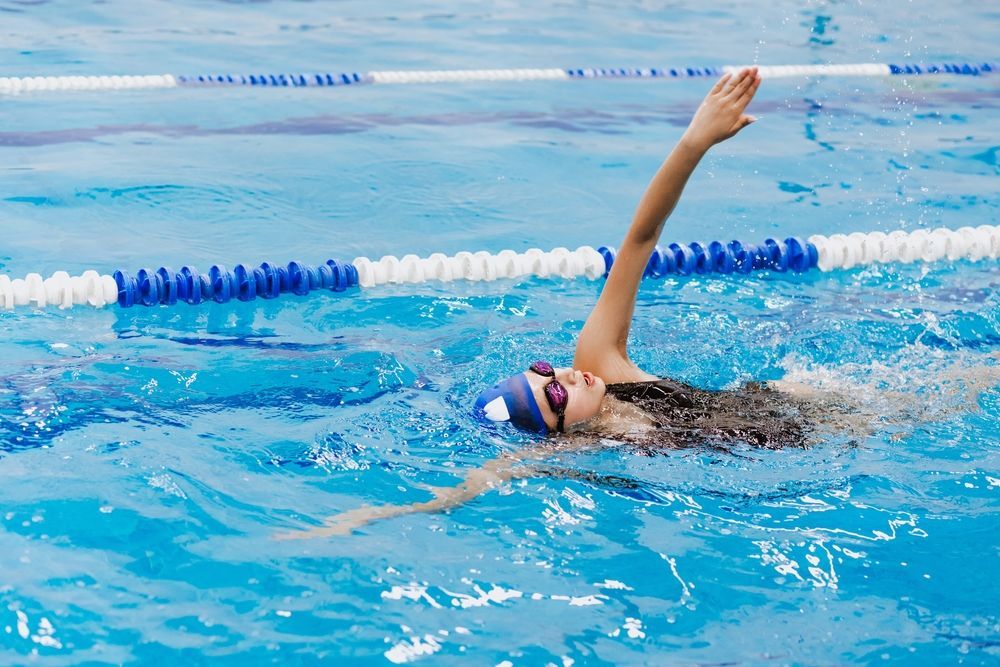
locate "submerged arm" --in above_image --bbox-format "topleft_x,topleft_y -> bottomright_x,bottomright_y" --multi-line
574,67 -> 761,381
275,440 -> 591,539
281,456 -> 522,539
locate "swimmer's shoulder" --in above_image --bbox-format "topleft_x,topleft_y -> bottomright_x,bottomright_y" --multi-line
579,353 -> 658,385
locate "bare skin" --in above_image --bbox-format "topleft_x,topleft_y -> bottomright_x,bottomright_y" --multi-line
528,67 -> 762,430
276,67 -> 763,540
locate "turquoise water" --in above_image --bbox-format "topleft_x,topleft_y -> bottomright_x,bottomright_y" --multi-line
1,1 -> 999,664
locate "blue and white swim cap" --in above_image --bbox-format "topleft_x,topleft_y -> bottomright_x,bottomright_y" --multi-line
473,373 -> 548,434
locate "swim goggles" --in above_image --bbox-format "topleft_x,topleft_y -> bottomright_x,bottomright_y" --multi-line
529,361 -> 568,433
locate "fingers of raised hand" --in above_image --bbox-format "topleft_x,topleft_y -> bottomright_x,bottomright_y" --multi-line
725,67 -> 758,99
743,73 -> 762,98
710,72 -> 732,94
720,70 -> 743,95
731,74 -> 761,110
729,81 -> 759,115
721,67 -> 753,94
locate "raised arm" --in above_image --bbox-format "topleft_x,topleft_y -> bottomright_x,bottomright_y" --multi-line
573,67 -> 762,382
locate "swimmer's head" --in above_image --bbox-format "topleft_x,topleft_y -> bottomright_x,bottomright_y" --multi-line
474,361 -> 607,434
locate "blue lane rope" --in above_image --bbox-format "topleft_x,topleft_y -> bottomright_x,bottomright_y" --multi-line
108,236 -> 814,308
176,62 -> 997,87
3,225 -> 997,310
1,62 -> 996,95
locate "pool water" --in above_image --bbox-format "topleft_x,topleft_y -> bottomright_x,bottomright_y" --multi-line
1,1 -> 998,664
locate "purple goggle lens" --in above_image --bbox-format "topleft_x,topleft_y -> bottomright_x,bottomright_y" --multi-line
529,361 -> 567,432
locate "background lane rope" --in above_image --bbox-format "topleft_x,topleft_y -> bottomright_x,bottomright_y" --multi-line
1,62 -> 994,95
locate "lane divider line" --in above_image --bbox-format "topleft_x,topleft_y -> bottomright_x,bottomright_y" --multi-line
1,225 -> 996,310
0,62 -> 995,95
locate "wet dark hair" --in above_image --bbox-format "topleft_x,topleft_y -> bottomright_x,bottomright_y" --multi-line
602,378 -> 810,450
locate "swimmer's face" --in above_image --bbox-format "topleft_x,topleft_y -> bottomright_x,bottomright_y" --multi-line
525,367 -> 606,432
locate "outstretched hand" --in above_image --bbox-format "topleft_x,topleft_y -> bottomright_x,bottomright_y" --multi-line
271,458 -> 524,541
272,506 -> 396,540
681,66 -> 761,152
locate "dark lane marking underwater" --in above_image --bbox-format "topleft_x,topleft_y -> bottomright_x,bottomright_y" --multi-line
0,89 -> 997,147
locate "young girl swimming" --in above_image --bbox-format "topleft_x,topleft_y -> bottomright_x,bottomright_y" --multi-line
279,66 -> 1000,539
277,67 -> 800,538
474,66 -> 767,442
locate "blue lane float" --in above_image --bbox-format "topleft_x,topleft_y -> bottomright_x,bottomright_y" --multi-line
632,236 -> 817,279
112,260 -> 359,308
0,61 -> 996,95
0,225 -> 997,310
